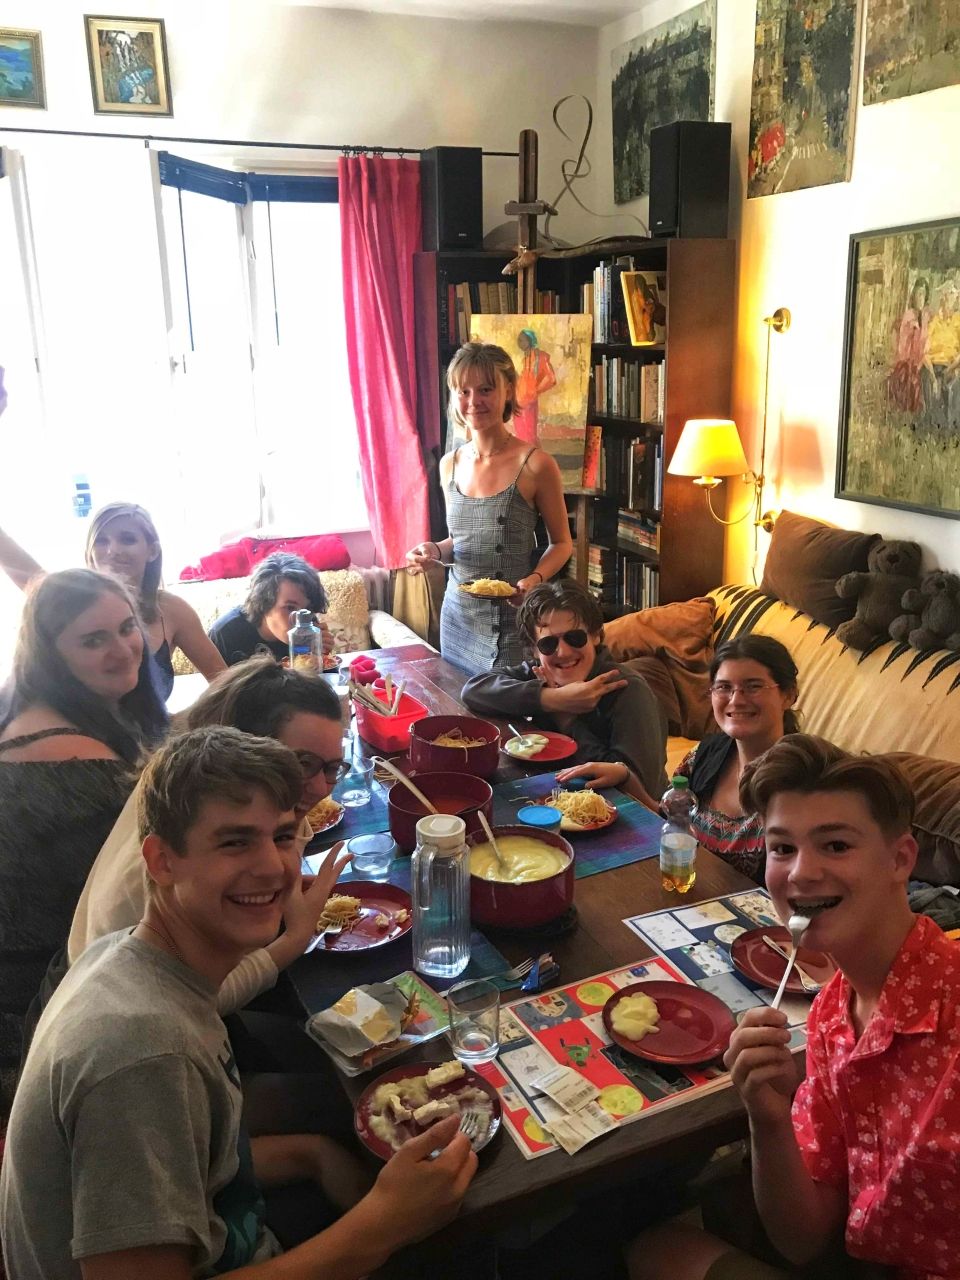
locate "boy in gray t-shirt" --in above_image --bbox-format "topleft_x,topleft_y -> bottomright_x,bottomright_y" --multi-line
1,726 -> 476,1279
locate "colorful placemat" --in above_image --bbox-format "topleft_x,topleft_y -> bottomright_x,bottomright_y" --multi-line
491,774 -> 661,878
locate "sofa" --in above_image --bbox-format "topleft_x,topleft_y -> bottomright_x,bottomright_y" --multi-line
603,511 -> 960,889
168,566 -> 431,676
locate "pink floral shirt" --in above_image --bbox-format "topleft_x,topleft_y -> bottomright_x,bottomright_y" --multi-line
793,914 -> 960,1278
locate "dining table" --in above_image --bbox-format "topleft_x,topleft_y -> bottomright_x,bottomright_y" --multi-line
287,644 -> 760,1261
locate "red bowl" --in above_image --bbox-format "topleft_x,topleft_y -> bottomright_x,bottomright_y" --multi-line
409,715 -> 502,780
468,825 -> 574,929
387,771 -> 494,853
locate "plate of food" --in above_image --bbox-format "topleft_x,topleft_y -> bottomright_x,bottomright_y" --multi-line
537,787 -> 617,833
355,1059 -> 502,1160
602,981 -> 735,1066
311,882 -> 412,953
501,730 -> 578,764
307,797 -> 344,835
458,578 -> 517,600
731,926 -> 836,996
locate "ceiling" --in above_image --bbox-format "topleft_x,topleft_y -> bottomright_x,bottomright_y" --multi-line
281,0 -> 646,28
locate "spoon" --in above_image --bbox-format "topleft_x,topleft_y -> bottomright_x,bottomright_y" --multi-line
372,756 -> 439,815
477,810 -> 506,869
508,723 -> 531,748
771,914 -> 811,1011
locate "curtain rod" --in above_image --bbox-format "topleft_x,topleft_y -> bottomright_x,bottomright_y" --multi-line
0,124 -> 518,158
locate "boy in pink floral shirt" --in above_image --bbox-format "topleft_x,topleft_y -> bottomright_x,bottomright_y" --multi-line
627,734 -> 960,1280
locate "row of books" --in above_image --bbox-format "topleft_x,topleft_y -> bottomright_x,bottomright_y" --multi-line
586,550 -> 660,612
596,433 -> 664,513
585,258 -> 667,347
617,509 -> 659,552
439,280 -> 564,345
593,356 -> 664,422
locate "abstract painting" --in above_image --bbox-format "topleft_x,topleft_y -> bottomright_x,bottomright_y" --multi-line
84,15 -> 172,115
863,0 -> 960,104
464,314 -> 594,489
611,1 -> 716,205
837,217 -> 960,519
0,30 -> 45,109
748,0 -> 860,199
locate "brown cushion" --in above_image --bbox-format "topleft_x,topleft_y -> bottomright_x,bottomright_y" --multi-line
882,752 -> 960,886
759,510 -> 879,628
605,598 -> 716,738
622,655 -> 682,733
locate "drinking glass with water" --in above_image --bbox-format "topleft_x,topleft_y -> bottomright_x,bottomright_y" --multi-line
346,832 -> 397,880
446,979 -> 500,1064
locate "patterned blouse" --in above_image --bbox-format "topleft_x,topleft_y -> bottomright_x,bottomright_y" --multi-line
678,739 -> 766,883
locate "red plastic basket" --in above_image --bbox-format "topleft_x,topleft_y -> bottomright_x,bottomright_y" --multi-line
354,690 -> 429,753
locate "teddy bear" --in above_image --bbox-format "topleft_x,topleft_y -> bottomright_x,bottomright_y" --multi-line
835,539 -> 923,650
890,569 -> 960,651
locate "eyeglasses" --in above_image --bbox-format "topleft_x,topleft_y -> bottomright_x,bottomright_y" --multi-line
295,752 -> 348,783
535,629 -> 589,656
709,680 -> 779,698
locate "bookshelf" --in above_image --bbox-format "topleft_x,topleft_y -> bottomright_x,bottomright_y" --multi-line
413,239 -> 735,614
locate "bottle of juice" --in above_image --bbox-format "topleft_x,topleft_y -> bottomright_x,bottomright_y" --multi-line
659,775 -> 698,893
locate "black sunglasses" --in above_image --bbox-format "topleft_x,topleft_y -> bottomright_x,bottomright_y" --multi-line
535,629 -> 589,656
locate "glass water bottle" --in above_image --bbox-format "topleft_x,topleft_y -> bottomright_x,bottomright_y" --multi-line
287,609 -> 323,674
411,814 -> 471,979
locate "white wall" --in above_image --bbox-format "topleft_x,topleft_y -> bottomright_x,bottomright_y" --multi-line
1,0 -> 601,245
598,0 -> 960,582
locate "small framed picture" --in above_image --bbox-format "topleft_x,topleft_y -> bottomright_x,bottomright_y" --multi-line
83,14 -> 172,115
0,29 -> 46,109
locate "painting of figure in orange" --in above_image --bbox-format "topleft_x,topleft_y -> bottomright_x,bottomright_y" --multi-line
513,328 -> 558,445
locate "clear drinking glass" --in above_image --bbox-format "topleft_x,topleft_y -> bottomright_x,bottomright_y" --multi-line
446,979 -> 500,1064
337,757 -> 375,807
346,832 -> 397,880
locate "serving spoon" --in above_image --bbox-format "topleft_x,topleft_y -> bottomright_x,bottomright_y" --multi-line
372,756 -> 438,815
477,809 -> 506,870
771,914 -> 812,1011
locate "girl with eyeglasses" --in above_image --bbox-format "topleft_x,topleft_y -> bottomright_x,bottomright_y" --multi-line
676,634 -> 800,882
462,580 -> 669,799
67,655 -> 351,1011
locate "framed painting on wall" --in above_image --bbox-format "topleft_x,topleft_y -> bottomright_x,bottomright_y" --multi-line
863,0 -> 960,105
0,29 -> 45,109
836,217 -> 960,519
466,314 -> 594,490
610,0 -> 716,205
84,14 -> 172,115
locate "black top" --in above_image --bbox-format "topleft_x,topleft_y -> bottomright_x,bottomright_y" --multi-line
208,606 -> 287,667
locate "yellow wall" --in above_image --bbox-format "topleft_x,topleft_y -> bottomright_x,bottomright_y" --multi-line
599,0 -> 960,583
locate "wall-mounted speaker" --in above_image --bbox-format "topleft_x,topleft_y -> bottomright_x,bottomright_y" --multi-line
420,146 -> 483,252
649,121 -> 731,239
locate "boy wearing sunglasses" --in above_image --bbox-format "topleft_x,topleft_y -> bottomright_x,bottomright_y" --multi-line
462,581 -> 668,798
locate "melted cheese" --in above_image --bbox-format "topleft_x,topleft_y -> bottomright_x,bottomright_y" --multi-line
611,993 -> 660,1041
470,835 -> 570,884
504,733 -> 549,759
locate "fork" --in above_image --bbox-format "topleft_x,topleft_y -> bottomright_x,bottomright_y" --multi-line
490,954 -> 546,984
305,923 -> 343,955
762,935 -> 821,993
428,1108 -> 485,1159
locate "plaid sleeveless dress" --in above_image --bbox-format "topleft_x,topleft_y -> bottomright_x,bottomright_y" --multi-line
440,446 -> 539,675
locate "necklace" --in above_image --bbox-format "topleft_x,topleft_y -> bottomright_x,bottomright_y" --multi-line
139,918 -> 186,966
473,436 -> 512,460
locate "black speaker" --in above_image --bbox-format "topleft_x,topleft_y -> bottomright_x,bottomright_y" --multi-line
649,121 -> 731,239
420,146 -> 483,251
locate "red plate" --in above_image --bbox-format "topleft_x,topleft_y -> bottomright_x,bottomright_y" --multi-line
731,926 -> 837,996
534,796 -> 617,833
311,882 -> 412,953
355,1061 -> 502,1161
500,730 -> 578,765
602,981 -> 735,1065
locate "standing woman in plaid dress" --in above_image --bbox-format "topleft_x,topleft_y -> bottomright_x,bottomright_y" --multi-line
406,342 -> 571,675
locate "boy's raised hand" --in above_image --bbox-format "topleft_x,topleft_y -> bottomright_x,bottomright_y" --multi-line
538,667 -> 627,714
724,1006 -> 796,1126
367,1114 -> 478,1249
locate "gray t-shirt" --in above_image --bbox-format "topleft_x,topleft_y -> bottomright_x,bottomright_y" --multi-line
0,931 -> 279,1278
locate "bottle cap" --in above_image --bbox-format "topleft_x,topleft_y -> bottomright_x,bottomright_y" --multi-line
293,609 -> 314,626
671,775 -> 689,788
517,805 -> 562,829
416,814 -> 466,851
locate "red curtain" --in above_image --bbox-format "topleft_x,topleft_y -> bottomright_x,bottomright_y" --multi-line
339,155 -> 429,569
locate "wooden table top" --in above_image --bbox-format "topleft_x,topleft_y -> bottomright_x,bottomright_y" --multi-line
297,646 -> 757,1235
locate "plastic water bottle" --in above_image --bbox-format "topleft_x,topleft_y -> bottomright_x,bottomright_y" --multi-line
411,814 -> 471,979
659,775 -> 698,894
287,609 -> 323,674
